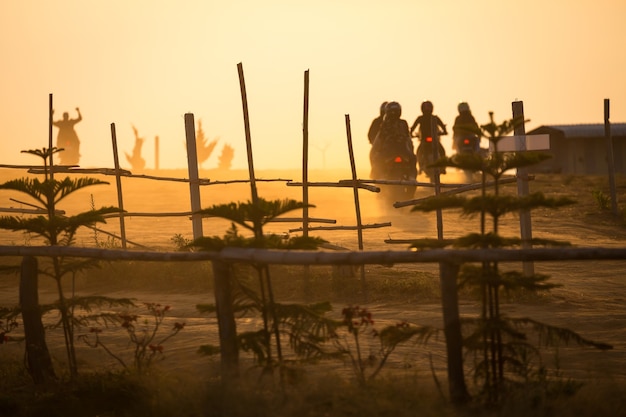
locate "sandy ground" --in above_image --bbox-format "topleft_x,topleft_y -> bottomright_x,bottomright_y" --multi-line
0,168 -> 625,385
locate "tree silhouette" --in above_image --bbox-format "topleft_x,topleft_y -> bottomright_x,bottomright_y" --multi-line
125,125 -> 146,171
218,144 -> 235,171
195,119 -> 219,169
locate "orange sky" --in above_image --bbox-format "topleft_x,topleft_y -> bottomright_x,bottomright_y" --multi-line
1,0 -> 625,174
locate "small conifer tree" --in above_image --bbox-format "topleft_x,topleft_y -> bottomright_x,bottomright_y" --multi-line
410,113 -> 612,403
0,147 -> 129,378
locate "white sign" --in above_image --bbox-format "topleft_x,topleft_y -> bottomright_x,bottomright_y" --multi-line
490,134 -> 550,152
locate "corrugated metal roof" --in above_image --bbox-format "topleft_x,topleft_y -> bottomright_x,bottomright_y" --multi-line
530,123 -> 626,138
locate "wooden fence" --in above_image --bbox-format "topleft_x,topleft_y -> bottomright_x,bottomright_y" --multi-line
2,244 -> 626,403
1,67 -> 624,402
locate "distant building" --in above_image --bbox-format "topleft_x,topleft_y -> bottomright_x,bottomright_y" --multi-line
525,123 -> 626,175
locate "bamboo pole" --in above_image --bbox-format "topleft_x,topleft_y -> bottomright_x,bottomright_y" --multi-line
237,63 -> 262,238
429,114 -> 444,240
604,99 -> 619,216
288,222 -> 391,233
302,70 -> 310,239
110,123 -> 127,249
49,94 -> 54,179
344,114 -> 367,299
2,245 -> 626,265
393,177 -> 520,208
288,181 -> 380,192
237,62 -> 284,372
302,70 -> 312,298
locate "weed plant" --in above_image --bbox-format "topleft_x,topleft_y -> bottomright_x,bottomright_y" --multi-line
79,302 -> 186,373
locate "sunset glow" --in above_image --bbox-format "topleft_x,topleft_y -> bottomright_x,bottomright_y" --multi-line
1,0 -> 625,174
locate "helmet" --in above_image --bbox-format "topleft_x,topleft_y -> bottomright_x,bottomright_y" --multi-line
379,101 -> 388,116
458,102 -> 470,113
421,100 -> 433,114
384,101 -> 402,119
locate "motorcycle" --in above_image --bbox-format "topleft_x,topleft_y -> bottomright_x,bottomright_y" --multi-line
454,134 -> 489,183
370,138 -> 418,201
415,130 -> 447,183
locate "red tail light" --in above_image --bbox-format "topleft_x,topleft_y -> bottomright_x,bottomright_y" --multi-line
394,156 -> 403,163
426,137 -> 433,142
463,138 -> 470,145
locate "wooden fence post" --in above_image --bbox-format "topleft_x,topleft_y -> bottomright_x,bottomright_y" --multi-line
512,101 -> 534,276
440,261 -> 469,404
212,260 -> 239,381
184,113 -> 204,240
20,256 -> 57,385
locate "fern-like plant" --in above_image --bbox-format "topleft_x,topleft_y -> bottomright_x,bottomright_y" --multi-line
0,147 -> 123,377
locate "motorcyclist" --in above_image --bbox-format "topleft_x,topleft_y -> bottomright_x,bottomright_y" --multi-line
410,101 -> 447,175
410,100 -> 447,140
369,101 -> 416,179
367,101 -> 388,144
452,102 -> 480,152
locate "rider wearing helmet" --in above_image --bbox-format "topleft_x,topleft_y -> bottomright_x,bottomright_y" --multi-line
376,101 -> 409,142
369,101 -> 416,179
452,101 -> 480,152
410,100 -> 447,167
410,100 -> 448,140
367,101 -> 388,144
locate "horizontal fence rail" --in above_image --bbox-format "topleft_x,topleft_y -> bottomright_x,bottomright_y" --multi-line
1,245 -> 625,265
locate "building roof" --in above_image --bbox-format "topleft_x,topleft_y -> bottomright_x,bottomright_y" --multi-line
528,123 -> 626,138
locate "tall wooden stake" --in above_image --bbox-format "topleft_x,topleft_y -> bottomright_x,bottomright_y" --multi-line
110,123 -> 127,249
604,99 -> 619,216
48,94 -> 54,178
237,62 -> 284,374
430,115 -> 444,240
512,101 -> 534,276
345,114 -> 367,300
302,70 -> 310,239
237,63 -> 262,239
302,70 -> 311,298
184,114 -> 203,240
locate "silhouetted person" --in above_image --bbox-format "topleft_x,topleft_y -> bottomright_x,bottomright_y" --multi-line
452,102 -> 480,152
370,101 -> 416,179
410,100 -> 447,140
53,107 -> 82,165
411,101 -> 447,176
367,101 -> 388,144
